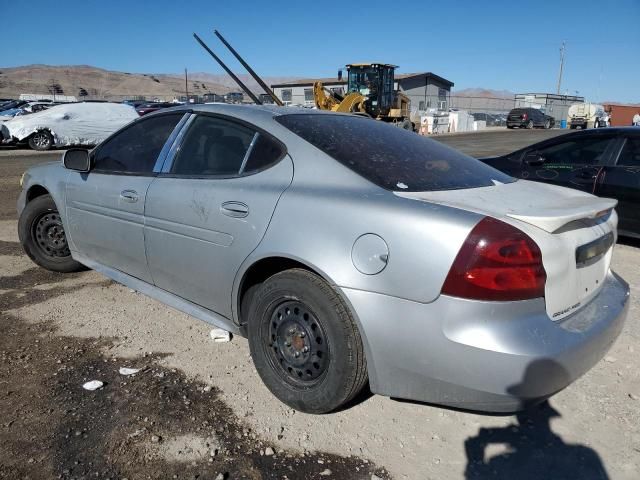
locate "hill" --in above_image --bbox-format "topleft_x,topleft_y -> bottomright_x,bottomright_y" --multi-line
0,65 -> 233,101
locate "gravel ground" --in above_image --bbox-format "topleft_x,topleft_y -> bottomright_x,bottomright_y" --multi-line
1,131 -> 638,480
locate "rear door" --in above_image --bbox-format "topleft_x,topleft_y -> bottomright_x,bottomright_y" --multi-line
596,135 -> 640,236
520,134 -> 617,193
144,113 -> 293,318
65,112 -> 186,281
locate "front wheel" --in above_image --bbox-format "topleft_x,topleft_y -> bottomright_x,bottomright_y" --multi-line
544,120 -> 551,129
28,130 -> 53,151
247,269 -> 368,414
18,194 -> 83,272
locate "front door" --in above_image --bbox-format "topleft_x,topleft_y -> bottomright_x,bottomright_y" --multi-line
520,135 -> 616,193
65,112 -> 185,281
144,113 -> 293,318
597,136 -> 640,236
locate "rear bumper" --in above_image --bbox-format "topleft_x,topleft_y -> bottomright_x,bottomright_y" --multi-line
341,270 -> 629,412
506,121 -> 525,127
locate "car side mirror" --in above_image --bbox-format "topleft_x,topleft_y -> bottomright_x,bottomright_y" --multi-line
63,149 -> 91,172
524,152 -> 545,166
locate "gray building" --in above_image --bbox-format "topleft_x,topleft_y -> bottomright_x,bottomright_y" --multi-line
514,93 -> 585,123
271,72 -> 454,111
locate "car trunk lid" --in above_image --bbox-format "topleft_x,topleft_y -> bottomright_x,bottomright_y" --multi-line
397,180 -> 618,321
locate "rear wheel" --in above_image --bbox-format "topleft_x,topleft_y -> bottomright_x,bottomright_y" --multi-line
526,120 -> 534,129
247,269 -> 367,414
28,130 -> 53,151
594,119 -> 600,128
18,194 -> 83,272
400,119 -> 413,131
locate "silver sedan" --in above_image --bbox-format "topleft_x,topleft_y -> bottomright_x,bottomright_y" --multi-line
17,104 -> 630,414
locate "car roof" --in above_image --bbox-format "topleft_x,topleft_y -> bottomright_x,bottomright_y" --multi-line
148,103 -> 344,122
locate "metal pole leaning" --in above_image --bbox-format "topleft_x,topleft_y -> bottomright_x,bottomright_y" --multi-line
193,33 -> 262,105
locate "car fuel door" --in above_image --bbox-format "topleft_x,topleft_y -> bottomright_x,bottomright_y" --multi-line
143,114 -> 293,318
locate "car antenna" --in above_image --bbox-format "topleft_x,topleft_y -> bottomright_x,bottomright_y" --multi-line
193,33 -> 262,105
213,30 -> 284,107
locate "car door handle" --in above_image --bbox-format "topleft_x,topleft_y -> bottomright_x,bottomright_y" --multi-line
220,201 -> 249,218
120,190 -> 139,203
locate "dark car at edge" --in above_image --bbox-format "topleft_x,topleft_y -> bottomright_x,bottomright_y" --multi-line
479,127 -> 640,238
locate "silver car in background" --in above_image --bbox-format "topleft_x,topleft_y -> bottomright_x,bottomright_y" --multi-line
17,104 -> 629,414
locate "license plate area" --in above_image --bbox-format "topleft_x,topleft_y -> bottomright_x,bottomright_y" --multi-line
576,232 -> 614,268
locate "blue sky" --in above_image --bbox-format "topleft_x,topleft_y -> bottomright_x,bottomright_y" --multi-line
2,0 -> 638,102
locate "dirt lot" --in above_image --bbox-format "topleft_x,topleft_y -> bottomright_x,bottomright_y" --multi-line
1,130 -> 639,480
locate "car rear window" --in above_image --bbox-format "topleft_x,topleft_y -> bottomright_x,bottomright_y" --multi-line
276,114 -> 514,192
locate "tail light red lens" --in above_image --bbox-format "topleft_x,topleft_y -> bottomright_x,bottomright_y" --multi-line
522,113 -> 528,120
441,217 -> 546,301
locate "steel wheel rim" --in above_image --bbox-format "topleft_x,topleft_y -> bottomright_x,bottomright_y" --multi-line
33,132 -> 50,148
263,299 -> 330,387
31,211 -> 70,258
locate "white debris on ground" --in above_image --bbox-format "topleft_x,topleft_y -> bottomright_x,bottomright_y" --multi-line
210,328 -> 232,343
82,380 -> 104,391
119,367 -> 141,376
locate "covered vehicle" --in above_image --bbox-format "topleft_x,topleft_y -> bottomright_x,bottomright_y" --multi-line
17,105 -> 629,414
1,102 -> 138,150
479,127 -> 640,238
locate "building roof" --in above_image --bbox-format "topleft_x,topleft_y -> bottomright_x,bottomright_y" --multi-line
515,93 -> 585,101
271,72 -> 454,89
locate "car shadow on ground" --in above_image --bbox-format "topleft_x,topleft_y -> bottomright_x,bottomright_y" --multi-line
464,359 -> 610,480
618,236 -> 640,249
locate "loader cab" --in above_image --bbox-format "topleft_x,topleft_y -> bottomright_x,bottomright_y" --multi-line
346,63 -> 396,117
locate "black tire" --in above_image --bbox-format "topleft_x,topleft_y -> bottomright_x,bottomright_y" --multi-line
28,130 -> 53,151
247,269 -> 367,414
594,119 -> 600,128
544,120 -> 551,129
400,119 -> 413,131
18,194 -> 83,273
526,120 -> 534,129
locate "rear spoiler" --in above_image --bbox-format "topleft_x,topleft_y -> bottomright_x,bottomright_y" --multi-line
506,197 -> 617,233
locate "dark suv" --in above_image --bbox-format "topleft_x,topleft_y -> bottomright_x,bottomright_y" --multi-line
507,108 -> 555,129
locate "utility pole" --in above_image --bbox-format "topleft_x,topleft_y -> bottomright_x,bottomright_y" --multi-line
556,41 -> 565,95
185,68 -> 189,103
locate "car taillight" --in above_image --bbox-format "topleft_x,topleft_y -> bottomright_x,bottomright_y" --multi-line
441,217 -> 546,301
522,113 -> 528,120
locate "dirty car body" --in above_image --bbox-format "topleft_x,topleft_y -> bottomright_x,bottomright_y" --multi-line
18,104 -> 629,413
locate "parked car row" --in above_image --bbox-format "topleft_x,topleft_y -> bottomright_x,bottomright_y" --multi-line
16,104 -> 630,415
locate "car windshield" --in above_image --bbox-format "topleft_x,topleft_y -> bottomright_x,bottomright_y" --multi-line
276,114 -> 514,192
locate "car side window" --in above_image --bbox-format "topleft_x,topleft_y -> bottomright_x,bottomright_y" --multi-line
93,113 -> 183,174
535,137 -> 612,166
170,115 -> 282,176
618,137 -> 640,167
242,134 -> 285,173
